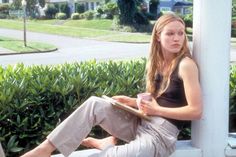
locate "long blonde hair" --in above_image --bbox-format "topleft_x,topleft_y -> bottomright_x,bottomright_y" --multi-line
146,12 -> 191,97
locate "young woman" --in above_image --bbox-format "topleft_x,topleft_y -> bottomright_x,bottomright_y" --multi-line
21,12 -> 202,157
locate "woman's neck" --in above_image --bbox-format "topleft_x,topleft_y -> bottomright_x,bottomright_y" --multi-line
163,52 -> 175,63
160,54 -> 175,76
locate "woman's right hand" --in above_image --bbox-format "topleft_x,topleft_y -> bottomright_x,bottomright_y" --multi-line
112,95 -> 137,108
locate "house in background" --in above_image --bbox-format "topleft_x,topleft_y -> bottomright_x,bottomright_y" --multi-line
46,0 -> 106,15
0,0 -> 13,3
45,0 -> 192,16
158,0 -> 192,15
0,0 -> 192,17
140,0 -> 192,17
75,0 -> 102,11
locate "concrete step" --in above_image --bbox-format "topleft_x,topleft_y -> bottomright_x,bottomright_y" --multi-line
51,140 -> 202,157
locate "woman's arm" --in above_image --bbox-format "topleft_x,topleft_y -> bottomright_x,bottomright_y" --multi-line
141,57 -> 203,120
112,95 -> 138,108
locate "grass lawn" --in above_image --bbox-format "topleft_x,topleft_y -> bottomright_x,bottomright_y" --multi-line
29,19 -> 114,30
0,19 -> 235,50
0,19 -> 151,43
0,36 -> 57,53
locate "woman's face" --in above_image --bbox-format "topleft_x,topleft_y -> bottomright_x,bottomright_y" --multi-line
159,20 -> 185,55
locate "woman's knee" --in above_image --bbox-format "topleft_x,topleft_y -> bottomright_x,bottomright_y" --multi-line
85,96 -> 112,110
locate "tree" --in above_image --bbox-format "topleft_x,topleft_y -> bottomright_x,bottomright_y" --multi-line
11,0 -> 39,17
117,0 -> 137,25
149,0 -> 159,16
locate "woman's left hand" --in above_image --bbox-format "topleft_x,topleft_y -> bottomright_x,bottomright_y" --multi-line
139,98 -> 160,116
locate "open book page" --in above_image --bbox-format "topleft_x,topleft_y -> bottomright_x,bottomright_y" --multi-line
102,95 -> 151,121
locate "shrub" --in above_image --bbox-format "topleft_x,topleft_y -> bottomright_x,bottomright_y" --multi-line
183,14 -> 193,28
81,11 -> 95,20
133,12 -> 149,25
100,13 -> 113,19
0,3 -> 10,18
0,3 -> 10,13
111,18 -> 136,32
102,2 -> 118,18
76,3 -> 85,14
45,4 -> 58,19
232,4 -> 236,18
95,2 -> 118,19
133,23 -> 153,32
0,13 -> 7,19
60,3 -> 70,18
55,12 -> 67,20
230,66 -> 236,132
120,25 -> 137,32
96,6 -> 104,15
94,12 -> 101,19
232,19 -> 236,29
232,28 -> 236,37
71,12 -> 80,20
144,12 -> 157,20
112,15 -> 151,33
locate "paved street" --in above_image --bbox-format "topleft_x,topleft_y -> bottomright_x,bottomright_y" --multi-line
0,28 -> 149,66
0,28 -> 235,67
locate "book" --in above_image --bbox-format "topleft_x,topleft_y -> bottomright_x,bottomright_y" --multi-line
102,95 -> 151,121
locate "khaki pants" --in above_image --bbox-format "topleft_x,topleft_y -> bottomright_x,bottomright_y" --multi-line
48,96 -> 179,157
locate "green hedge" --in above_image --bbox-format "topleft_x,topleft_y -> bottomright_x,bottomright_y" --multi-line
0,3 -> 10,19
230,66 -> 236,132
232,28 -> 236,37
0,59 -> 146,156
1,59 -> 236,156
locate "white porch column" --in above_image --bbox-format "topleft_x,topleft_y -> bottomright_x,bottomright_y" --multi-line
191,0 -> 232,157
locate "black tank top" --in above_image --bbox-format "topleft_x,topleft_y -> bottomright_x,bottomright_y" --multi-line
155,57 -> 190,129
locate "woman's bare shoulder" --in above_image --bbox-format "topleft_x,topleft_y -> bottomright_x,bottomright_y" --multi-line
179,57 -> 199,77
179,57 -> 198,69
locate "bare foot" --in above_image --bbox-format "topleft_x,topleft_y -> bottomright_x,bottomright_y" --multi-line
81,136 -> 117,150
20,147 -> 50,157
20,140 -> 55,157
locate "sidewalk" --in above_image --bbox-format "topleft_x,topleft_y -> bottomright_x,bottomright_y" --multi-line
0,28 -> 150,66
0,47 -> 13,55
